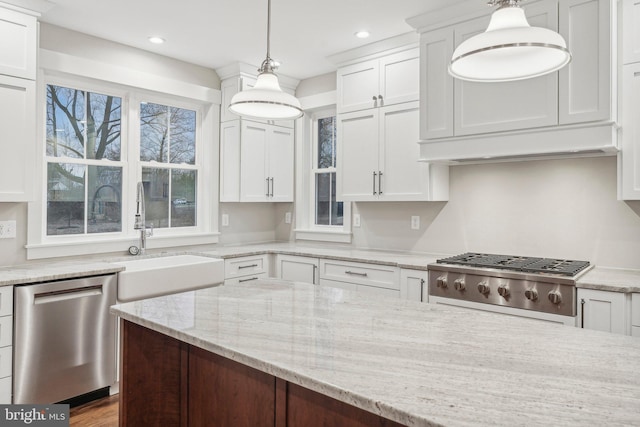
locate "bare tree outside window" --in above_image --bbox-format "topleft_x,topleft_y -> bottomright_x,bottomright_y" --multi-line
315,116 -> 343,226
46,85 -> 122,235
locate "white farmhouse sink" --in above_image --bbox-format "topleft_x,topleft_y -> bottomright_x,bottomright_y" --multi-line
114,255 -> 224,302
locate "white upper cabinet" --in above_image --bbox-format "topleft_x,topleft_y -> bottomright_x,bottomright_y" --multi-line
337,49 -> 419,114
621,0 -> 640,199
411,0 -> 617,163
0,5 -> 37,202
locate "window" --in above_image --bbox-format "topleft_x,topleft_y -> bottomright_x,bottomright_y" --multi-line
313,115 -> 342,226
46,85 -> 123,236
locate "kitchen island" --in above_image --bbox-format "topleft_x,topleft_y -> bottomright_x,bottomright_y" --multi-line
111,280 -> 640,427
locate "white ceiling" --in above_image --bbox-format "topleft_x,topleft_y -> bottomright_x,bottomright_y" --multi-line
38,0 -> 465,80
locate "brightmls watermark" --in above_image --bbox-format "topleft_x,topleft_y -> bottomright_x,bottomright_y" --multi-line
0,405 -> 69,426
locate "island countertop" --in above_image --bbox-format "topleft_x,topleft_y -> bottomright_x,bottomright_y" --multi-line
111,279 -> 640,427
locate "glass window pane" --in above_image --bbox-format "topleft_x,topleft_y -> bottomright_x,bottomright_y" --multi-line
315,172 -> 343,226
47,163 -> 85,235
169,107 -> 196,165
332,173 -> 343,226
46,85 -> 85,159
142,167 -> 170,228
88,166 -> 122,234
171,169 -> 196,227
87,92 -> 121,161
317,116 -> 336,169
140,103 -> 168,162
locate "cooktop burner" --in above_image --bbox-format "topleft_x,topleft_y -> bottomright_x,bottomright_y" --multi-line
436,252 -> 590,277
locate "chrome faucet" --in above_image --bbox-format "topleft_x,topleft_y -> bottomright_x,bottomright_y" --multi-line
133,182 -> 153,255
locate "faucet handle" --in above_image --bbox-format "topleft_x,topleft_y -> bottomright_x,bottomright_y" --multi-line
146,223 -> 154,237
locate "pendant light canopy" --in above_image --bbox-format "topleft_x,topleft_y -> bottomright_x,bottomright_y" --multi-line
229,0 -> 302,120
449,0 -> 571,82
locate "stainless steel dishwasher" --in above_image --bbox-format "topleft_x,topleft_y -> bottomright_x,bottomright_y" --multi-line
13,274 -> 117,404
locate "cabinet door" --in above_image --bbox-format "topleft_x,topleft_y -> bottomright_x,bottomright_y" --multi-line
379,49 -> 419,107
0,76 -> 34,201
400,269 -> 427,302
276,255 -> 319,284
337,59 -> 379,113
559,0 -> 611,124
621,63 -> 640,199
337,109 -> 379,201
379,101 -> 431,201
219,120 -> 240,202
268,126 -> 294,202
578,289 -> 628,334
420,28 -> 454,139
454,4 -> 558,136
623,0 -> 640,64
240,122 -> 269,202
0,7 -> 36,80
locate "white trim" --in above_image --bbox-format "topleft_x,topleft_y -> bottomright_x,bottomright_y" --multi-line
294,229 -> 352,244
26,233 -> 220,260
299,90 -> 337,111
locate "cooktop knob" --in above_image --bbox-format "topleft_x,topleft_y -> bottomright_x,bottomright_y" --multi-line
548,290 -> 562,305
453,279 -> 465,291
436,276 -> 448,288
497,284 -> 510,298
477,281 -> 490,295
524,289 -> 538,301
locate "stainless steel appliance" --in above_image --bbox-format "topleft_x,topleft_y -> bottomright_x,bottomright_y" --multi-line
14,274 -> 117,404
428,253 -> 592,325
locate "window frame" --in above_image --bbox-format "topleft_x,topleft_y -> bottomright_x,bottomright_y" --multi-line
294,103 -> 351,243
27,71 -> 219,260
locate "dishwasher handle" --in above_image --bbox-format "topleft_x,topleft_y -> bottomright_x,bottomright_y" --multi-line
34,285 -> 103,305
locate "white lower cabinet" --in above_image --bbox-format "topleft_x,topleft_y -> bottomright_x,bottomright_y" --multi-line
577,289 -> 630,335
0,286 -> 12,403
632,293 -> 640,338
400,269 -> 428,302
224,254 -> 270,285
275,255 -> 319,285
319,259 -> 400,298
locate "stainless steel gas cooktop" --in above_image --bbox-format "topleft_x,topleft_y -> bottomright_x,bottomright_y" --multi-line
428,253 -> 593,317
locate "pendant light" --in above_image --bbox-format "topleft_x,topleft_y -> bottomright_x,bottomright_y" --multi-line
449,0 -> 571,82
229,0 -> 302,120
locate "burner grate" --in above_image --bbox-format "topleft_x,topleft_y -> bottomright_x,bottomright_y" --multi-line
437,252 -> 590,277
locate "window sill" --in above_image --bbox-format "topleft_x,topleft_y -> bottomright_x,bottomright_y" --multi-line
26,232 -> 220,260
294,229 -> 352,244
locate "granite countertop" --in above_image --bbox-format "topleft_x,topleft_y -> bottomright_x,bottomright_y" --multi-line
111,279 -> 640,427
576,266 -> 640,293
0,260 -> 124,286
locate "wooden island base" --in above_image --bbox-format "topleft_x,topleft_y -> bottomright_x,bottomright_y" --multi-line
120,321 -> 405,427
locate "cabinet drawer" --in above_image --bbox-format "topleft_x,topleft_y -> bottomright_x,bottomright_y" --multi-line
224,273 -> 268,286
633,294 -> 640,326
319,260 -> 399,290
0,287 -> 12,316
0,346 -> 10,378
0,376 -> 9,404
0,317 -> 11,348
224,255 -> 269,279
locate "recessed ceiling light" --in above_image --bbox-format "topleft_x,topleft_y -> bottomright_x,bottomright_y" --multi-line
148,36 -> 165,44
355,31 -> 370,39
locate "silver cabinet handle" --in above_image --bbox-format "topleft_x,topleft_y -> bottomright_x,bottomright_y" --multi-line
345,270 -> 368,277
312,264 -> 317,285
420,278 -> 425,302
239,277 -> 259,283
373,171 -> 377,195
270,177 -> 274,197
238,264 -> 259,269
378,171 -> 383,195
372,95 -> 378,108
378,95 -> 383,106
266,177 -> 270,197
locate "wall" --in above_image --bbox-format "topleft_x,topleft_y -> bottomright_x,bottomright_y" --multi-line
295,72 -> 336,98
351,156 -> 640,269
218,203 -> 280,245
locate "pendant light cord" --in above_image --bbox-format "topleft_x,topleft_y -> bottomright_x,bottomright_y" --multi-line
266,0 -> 271,60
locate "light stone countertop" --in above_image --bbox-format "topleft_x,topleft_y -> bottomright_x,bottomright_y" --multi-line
0,260 -> 124,286
111,279 -> 640,427
576,267 -> 640,293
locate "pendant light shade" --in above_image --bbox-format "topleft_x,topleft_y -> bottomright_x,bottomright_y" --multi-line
229,0 -> 302,120
449,1 -> 571,82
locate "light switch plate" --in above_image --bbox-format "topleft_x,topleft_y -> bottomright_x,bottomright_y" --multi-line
221,214 -> 229,227
411,216 -> 420,230
353,214 -> 361,227
0,220 -> 16,238
285,212 -> 292,224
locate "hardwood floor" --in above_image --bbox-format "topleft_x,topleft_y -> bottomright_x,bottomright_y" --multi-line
70,394 -> 119,427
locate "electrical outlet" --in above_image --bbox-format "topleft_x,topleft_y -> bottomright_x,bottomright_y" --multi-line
411,216 -> 420,230
285,212 -> 292,224
0,220 -> 16,239
221,214 -> 229,227
353,214 -> 361,227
